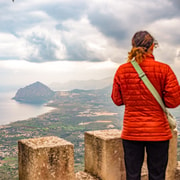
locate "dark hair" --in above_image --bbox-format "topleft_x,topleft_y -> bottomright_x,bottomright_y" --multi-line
127,31 -> 158,63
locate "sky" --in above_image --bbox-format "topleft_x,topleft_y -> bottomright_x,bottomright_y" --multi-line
0,0 -> 180,89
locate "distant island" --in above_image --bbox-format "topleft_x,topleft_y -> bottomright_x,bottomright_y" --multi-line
12,81 -> 55,104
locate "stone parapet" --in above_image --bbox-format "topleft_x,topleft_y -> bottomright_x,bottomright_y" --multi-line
84,129 -> 179,180
165,129 -> 177,180
18,130 -> 180,180
84,129 -> 125,180
18,136 -> 75,180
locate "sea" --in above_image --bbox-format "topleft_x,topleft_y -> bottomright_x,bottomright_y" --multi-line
0,91 -> 55,126
0,91 -> 179,126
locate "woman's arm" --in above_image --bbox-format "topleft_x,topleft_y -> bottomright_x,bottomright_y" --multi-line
111,73 -> 124,106
163,66 -> 180,108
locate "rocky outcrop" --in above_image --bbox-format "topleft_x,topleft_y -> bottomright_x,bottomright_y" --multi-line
13,81 -> 54,104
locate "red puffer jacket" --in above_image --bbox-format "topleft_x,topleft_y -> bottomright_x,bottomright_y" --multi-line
111,54 -> 180,141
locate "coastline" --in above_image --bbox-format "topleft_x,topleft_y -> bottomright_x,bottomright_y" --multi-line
0,89 -> 180,179
0,100 -> 57,127
2,102 -> 180,127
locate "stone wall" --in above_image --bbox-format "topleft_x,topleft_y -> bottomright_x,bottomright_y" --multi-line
18,129 -> 180,180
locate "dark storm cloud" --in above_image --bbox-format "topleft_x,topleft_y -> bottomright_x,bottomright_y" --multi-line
88,11 -> 127,43
170,0 -> 180,9
87,1 -> 178,43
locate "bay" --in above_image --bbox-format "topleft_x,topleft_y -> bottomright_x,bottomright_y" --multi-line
0,91 -> 179,126
0,91 -> 55,125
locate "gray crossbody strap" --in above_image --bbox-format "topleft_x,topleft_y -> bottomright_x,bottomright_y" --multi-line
131,59 -> 167,114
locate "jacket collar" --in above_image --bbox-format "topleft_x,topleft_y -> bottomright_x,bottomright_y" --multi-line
146,53 -> 155,60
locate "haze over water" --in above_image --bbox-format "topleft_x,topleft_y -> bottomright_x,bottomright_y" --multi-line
0,91 -> 54,126
0,90 -> 179,126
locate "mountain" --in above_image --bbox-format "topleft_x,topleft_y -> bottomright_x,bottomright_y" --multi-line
12,78 -> 113,104
49,76 -> 113,91
12,81 -> 55,104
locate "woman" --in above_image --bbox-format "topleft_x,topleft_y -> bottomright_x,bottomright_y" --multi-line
111,31 -> 180,180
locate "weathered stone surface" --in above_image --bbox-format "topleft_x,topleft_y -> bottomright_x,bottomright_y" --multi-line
84,129 -> 180,180
141,154 -> 148,180
84,129 -> 126,180
76,171 -> 100,180
18,136 -> 75,180
166,129 -> 178,180
175,161 -> 180,180
18,130 -> 180,180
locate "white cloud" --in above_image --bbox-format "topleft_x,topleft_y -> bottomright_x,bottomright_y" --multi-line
0,0 -> 180,86
0,33 -> 30,59
19,25 -> 67,61
149,18 -> 180,43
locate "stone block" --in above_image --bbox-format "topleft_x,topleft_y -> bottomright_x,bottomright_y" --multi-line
84,129 -> 125,180
166,129 -> 178,180
175,161 -> 180,180
75,171 -> 100,180
84,129 -> 178,180
18,136 -> 75,180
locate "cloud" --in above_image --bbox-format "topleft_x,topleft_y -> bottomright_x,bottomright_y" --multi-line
0,0 -> 180,64
0,33 -> 29,60
87,0 -> 176,42
170,0 -> 180,10
60,17 -> 106,62
0,0 -> 180,86
88,11 -> 127,43
41,0 -> 88,21
146,17 -> 180,65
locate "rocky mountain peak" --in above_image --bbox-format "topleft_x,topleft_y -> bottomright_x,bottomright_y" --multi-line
13,81 -> 55,104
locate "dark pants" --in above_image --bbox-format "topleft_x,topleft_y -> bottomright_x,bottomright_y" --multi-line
122,140 -> 169,180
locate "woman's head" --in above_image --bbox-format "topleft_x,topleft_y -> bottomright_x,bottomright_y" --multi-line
128,31 -> 158,63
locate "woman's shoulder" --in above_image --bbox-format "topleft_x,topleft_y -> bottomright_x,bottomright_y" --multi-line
153,59 -> 170,67
143,58 -> 171,73
153,60 -> 172,73
116,62 -> 132,72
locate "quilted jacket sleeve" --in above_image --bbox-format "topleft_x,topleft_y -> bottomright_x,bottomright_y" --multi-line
163,66 -> 180,108
111,70 -> 124,106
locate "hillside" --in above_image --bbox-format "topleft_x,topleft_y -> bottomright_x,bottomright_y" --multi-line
0,83 -> 121,179
0,83 -> 180,179
12,81 -> 55,104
